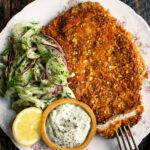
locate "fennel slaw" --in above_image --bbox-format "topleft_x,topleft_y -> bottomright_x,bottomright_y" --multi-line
0,22 -> 75,112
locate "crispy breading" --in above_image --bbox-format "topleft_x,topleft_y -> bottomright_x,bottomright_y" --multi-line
41,2 -> 147,138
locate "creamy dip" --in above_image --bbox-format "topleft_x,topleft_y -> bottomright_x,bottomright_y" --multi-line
46,103 -> 91,148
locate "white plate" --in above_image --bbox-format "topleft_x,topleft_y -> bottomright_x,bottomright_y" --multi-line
0,0 -> 150,150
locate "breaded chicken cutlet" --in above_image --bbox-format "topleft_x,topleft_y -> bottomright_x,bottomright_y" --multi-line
41,2 -> 147,138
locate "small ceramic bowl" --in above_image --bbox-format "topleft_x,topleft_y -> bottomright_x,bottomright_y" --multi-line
42,98 -> 97,150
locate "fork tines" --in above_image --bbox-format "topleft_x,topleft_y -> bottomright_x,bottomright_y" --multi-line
115,125 -> 139,150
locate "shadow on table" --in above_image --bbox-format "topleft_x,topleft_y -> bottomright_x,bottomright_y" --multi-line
0,128 -> 18,150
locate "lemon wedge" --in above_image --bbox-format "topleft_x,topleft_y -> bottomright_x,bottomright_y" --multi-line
12,107 -> 42,146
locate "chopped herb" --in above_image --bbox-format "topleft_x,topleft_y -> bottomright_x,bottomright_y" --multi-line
0,48 -> 10,56
73,117 -> 76,120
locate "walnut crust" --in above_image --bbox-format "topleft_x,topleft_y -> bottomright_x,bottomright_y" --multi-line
41,2 -> 147,138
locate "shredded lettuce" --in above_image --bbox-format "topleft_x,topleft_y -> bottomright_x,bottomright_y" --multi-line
0,22 -> 75,112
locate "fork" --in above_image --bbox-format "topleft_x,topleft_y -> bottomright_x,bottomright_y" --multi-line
115,125 -> 139,150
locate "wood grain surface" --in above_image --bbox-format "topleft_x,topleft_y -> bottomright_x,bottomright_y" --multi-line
0,0 -> 150,150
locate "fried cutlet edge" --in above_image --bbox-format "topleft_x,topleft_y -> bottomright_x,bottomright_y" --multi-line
41,1 -> 147,138
97,105 -> 144,138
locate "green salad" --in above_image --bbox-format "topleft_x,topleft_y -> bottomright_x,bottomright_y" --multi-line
0,22 -> 75,112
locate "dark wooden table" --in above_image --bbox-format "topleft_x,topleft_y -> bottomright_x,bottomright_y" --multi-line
0,0 -> 150,150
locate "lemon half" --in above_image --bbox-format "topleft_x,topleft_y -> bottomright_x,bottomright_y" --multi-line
12,107 -> 42,146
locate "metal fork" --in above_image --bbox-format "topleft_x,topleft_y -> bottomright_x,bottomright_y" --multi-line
115,125 -> 139,150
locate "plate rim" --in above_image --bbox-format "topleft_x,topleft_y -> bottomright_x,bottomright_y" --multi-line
0,0 -> 150,149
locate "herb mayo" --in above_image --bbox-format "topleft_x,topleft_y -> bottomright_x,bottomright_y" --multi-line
46,103 -> 91,148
